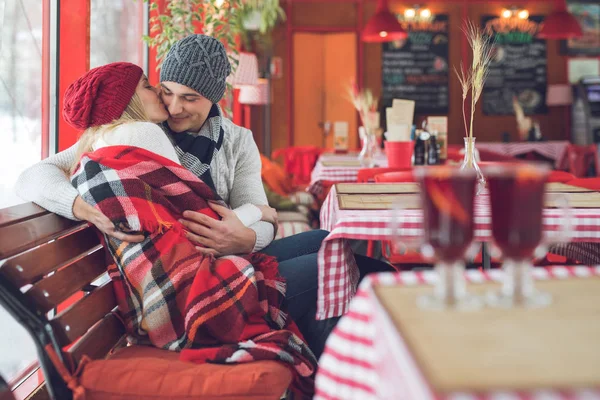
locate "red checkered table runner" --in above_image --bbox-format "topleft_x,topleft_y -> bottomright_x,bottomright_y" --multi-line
315,266 -> 600,400
308,153 -> 388,197
316,185 -> 600,319
476,141 -> 570,168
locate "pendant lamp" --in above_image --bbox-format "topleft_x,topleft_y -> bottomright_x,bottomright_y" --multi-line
362,0 -> 408,43
537,0 -> 582,39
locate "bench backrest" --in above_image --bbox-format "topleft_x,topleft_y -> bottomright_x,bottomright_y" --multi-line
0,203 -> 126,400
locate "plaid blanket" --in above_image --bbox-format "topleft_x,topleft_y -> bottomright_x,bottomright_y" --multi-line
71,146 -> 316,398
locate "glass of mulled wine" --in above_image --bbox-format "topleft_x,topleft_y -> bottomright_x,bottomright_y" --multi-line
484,163 -> 558,308
411,166 -> 481,310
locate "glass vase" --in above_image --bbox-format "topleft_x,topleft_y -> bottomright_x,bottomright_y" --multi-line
460,137 -> 486,195
358,130 -> 378,168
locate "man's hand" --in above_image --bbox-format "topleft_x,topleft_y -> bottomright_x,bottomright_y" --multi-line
72,196 -> 145,242
180,202 -> 257,257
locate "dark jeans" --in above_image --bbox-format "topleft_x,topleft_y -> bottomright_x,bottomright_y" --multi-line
260,230 -> 393,359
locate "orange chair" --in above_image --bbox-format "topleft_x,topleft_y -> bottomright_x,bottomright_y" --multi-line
272,146 -> 324,186
566,144 -> 599,178
357,167 -> 410,183
567,177 -> 600,191
446,145 -> 463,163
547,170 -> 576,183
374,170 -> 416,183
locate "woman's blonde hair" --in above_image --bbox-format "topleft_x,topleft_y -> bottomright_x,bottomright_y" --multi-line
71,93 -> 149,173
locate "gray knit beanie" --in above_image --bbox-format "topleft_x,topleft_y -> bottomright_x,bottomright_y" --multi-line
160,34 -> 231,104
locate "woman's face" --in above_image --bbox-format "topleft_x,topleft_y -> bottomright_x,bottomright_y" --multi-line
135,75 -> 169,123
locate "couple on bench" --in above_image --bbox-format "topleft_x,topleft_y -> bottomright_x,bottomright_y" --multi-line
17,34 -> 392,398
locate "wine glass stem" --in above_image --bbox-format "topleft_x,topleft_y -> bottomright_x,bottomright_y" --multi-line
502,259 -> 533,304
435,260 -> 466,306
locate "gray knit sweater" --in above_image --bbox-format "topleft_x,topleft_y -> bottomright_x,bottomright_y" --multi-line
15,119 -> 274,252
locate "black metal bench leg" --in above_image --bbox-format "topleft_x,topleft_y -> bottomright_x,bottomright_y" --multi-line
482,242 -> 491,270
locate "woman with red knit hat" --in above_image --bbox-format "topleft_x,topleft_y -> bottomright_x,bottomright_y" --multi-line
55,62 -> 178,241
63,62 -> 176,169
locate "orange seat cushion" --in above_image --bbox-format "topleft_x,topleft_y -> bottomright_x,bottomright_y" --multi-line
77,345 -> 292,400
261,154 -> 294,196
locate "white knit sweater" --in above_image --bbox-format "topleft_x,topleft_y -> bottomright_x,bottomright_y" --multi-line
15,120 -> 274,251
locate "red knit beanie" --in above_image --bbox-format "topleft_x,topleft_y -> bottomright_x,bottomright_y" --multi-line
63,62 -> 144,130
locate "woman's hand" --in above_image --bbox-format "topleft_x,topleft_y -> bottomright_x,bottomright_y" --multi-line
257,205 -> 278,226
72,196 -> 145,242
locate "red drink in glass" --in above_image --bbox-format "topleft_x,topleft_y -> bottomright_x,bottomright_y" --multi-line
412,167 -> 481,310
420,173 -> 477,262
483,163 -> 552,308
487,173 -> 546,260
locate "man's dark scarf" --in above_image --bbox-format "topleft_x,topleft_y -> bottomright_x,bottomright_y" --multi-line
164,104 -> 224,192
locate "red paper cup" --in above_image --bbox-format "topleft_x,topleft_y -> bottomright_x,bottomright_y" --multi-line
385,141 -> 413,169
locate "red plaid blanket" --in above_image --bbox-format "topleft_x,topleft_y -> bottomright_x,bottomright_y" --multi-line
71,146 -> 316,398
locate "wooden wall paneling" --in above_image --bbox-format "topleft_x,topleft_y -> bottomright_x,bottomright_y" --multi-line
271,23 -> 289,154
292,1 -> 357,28
269,0 -> 571,156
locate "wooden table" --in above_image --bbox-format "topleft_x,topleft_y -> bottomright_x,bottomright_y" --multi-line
316,182 -> 600,319
315,267 -> 600,400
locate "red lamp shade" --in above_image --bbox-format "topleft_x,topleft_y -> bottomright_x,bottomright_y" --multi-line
538,8 -> 583,39
362,0 -> 408,43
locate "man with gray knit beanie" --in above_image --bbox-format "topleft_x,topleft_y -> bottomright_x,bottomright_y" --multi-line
158,34 -> 350,360
159,34 -> 392,360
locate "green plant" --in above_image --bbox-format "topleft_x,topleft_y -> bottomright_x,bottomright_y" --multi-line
142,0 -> 244,70
236,0 -> 285,35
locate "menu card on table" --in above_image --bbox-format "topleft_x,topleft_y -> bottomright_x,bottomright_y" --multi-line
545,192 -> 600,208
320,160 -> 362,167
336,183 -> 420,194
333,121 -> 349,152
386,100 -> 415,142
545,182 -> 594,193
338,193 -> 421,210
427,116 -> 448,159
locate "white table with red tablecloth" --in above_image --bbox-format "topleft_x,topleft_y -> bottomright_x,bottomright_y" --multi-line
315,184 -> 600,320
314,266 -> 600,400
307,152 -> 388,197
476,141 -> 570,168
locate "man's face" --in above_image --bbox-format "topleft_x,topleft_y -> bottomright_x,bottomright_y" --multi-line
160,81 -> 213,133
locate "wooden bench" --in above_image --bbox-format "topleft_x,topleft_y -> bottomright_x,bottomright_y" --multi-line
0,203 -> 292,400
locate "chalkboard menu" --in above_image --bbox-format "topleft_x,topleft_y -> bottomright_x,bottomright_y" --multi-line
382,15 -> 449,114
482,16 -> 547,115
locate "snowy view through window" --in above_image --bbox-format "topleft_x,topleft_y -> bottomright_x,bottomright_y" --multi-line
0,0 -> 44,384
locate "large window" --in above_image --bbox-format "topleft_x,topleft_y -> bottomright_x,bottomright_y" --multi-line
0,0 -> 45,210
0,0 -> 44,385
90,0 -> 145,69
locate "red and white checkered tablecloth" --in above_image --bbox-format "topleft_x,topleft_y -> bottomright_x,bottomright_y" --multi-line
315,266 -> 600,400
308,153 -> 388,197
476,141 -> 570,168
316,185 -> 600,319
